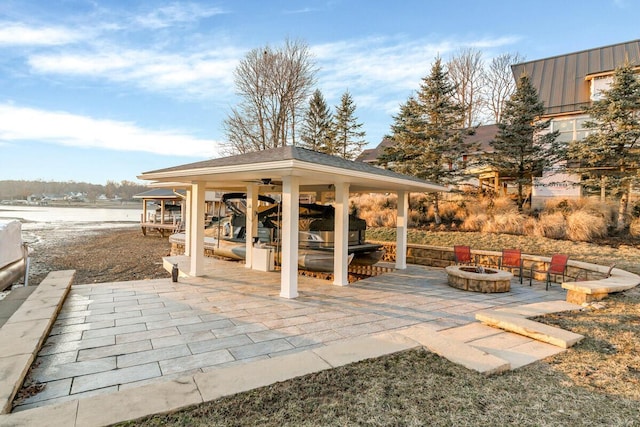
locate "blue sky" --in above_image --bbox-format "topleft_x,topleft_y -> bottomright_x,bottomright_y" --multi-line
0,0 -> 638,185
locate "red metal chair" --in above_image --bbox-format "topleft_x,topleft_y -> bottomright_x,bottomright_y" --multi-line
499,249 -> 523,284
453,245 -> 475,265
529,254 -> 569,290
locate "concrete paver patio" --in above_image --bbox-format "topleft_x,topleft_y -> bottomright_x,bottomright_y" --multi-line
13,258 -> 566,413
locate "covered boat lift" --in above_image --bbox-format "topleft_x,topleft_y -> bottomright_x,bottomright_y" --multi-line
138,146 -> 448,299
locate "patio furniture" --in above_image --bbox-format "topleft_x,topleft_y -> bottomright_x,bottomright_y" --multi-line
575,262 -> 616,282
529,254 -> 569,290
453,245 -> 475,265
499,249 -> 523,284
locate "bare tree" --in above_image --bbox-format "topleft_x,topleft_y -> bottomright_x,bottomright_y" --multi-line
484,52 -> 524,123
223,39 -> 317,154
447,48 -> 485,128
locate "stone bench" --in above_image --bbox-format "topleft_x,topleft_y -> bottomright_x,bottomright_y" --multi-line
561,261 -> 639,304
0,270 -> 75,414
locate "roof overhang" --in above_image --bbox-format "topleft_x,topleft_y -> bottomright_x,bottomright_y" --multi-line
138,148 -> 449,194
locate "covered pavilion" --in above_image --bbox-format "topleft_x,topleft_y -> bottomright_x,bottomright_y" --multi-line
138,146 -> 448,298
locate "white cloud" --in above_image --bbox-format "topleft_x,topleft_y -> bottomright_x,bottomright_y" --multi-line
28,47 -> 240,97
135,3 -> 227,29
314,35 -> 520,110
0,22 -> 83,46
0,104 -> 219,158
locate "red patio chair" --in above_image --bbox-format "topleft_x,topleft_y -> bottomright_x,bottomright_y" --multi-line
499,249 -> 523,284
453,245 -> 475,265
529,254 -> 569,290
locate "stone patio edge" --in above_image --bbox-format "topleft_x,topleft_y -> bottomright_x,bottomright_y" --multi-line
0,270 -> 75,415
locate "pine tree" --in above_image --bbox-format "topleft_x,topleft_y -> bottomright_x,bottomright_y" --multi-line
379,58 -> 470,224
299,89 -> 335,154
487,74 -> 562,211
333,90 -> 366,160
569,63 -> 640,230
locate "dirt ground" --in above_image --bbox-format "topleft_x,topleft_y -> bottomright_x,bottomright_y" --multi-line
28,227 -> 172,286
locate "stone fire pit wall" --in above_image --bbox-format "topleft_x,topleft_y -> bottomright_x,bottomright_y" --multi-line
445,265 -> 512,293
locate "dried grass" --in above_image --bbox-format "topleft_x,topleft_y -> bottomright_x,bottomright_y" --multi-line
630,218 -> 640,237
481,210 -> 525,235
566,210 -> 607,241
534,211 -> 566,239
460,213 -> 488,231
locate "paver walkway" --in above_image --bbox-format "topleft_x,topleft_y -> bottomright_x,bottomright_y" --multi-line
13,260 -> 565,412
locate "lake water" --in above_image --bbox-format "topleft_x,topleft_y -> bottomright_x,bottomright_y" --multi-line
0,205 -> 142,249
0,205 -> 140,228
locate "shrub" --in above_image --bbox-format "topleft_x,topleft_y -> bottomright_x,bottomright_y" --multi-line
481,210 -> 525,235
566,210 -> 607,241
460,213 -> 488,231
536,212 -> 566,239
630,218 -> 640,237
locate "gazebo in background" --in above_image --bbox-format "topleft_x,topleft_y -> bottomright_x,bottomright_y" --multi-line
134,188 -> 185,237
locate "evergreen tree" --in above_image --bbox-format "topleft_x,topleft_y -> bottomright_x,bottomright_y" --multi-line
568,63 -> 640,231
379,58 -> 470,224
487,74 -> 562,211
299,89 -> 335,153
333,90 -> 366,160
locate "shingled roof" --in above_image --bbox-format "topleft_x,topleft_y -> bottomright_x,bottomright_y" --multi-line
511,39 -> 640,116
139,145 -> 448,193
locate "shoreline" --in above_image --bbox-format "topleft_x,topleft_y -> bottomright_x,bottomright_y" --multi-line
23,224 -> 171,287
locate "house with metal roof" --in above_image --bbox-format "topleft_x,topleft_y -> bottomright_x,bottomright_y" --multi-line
358,40 -> 640,207
511,39 -> 640,204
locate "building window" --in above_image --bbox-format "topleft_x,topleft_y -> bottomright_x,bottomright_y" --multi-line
590,75 -> 613,101
550,116 -> 590,143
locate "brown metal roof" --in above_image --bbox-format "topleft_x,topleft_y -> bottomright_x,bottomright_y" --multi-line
356,124 -> 499,163
511,39 -> 640,116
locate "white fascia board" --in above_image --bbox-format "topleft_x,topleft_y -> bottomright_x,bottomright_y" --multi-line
139,160 -> 296,181
291,160 -> 449,193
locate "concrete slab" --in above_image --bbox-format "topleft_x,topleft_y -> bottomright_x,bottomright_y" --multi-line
0,319 -> 52,358
76,376 -> 202,427
311,332 -> 418,367
0,354 -> 34,414
399,325 -> 510,375
0,400 -> 78,427
194,351 -> 332,402
475,310 -> 584,348
495,300 -> 582,317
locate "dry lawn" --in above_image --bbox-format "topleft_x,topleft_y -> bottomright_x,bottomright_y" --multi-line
118,230 -> 640,426
365,228 -> 640,275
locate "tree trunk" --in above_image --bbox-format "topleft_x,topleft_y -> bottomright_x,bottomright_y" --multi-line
433,193 -> 441,225
616,181 -> 631,231
600,176 -> 607,202
516,182 -> 524,212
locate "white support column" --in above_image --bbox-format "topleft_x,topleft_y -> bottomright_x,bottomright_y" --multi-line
189,182 -> 206,276
333,182 -> 350,286
280,175 -> 299,298
396,190 -> 408,270
245,184 -> 258,269
184,189 -> 192,256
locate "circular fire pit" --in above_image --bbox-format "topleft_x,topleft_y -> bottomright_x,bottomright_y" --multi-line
445,265 -> 512,293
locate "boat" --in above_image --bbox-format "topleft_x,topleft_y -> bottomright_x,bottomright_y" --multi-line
170,193 -> 384,273
0,220 -> 30,291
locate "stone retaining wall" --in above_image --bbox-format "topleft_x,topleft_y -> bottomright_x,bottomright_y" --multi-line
374,241 -> 616,283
